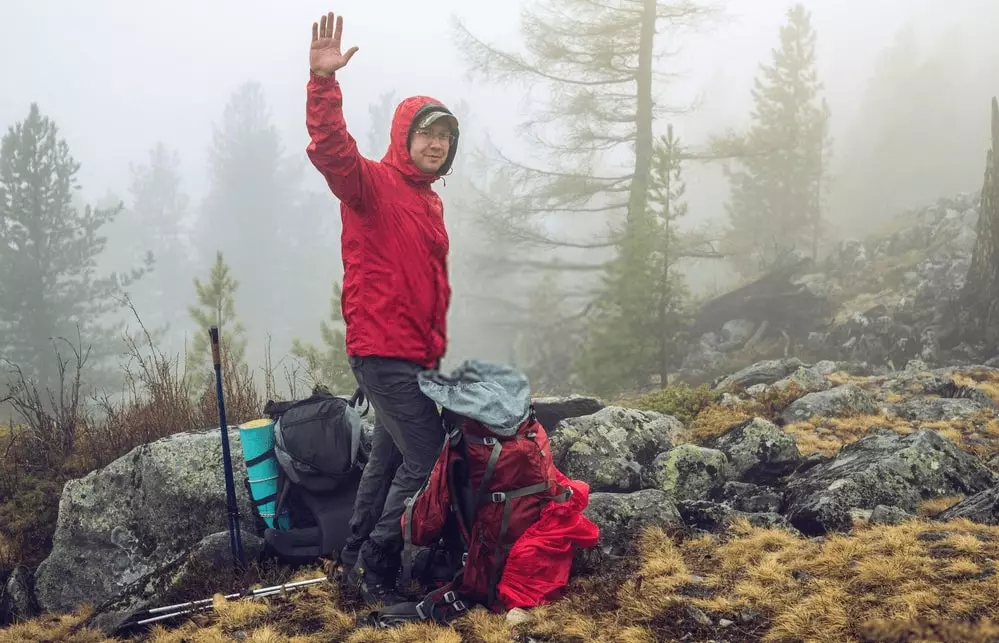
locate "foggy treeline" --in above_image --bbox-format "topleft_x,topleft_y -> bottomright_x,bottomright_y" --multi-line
2,0 -> 998,412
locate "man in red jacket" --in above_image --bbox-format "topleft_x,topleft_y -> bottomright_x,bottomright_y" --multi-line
305,11 -> 456,604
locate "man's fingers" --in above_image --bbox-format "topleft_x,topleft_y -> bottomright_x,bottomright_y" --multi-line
343,46 -> 359,64
312,21 -> 318,42
326,11 -> 335,39
333,14 -> 344,46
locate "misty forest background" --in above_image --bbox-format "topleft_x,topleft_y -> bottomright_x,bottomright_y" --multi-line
2,0 -> 999,574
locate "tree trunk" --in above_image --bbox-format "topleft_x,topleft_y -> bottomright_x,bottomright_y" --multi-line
953,97 -> 999,351
626,0 -> 656,229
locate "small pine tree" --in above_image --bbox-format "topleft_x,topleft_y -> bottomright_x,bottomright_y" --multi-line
575,124 -> 693,397
289,280 -> 356,394
722,3 -> 832,276
187,251 -> 247,379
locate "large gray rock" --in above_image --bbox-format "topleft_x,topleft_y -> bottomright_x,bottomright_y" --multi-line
85,529 -> 265,635
889,397 -> 990,422
780,384 -> 879,423
772,366 -> 830,394
710,417 -> 802,485
0,566 -> 39,625
936,486 -> 999,525
574,490 -> 683,573
33,427 -> 256,614
648,444 -> 728,502
549,407 -> 682,492
716,359 -> 806,391
784,429 -> 996,536
531,395 -> 605,434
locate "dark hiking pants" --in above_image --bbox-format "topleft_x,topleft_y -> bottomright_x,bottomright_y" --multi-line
341,356 -> 444,572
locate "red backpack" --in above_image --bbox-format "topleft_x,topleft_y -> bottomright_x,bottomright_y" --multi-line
398,406 -> 574,622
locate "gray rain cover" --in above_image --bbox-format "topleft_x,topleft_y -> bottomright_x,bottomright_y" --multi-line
417,359 -> 532,436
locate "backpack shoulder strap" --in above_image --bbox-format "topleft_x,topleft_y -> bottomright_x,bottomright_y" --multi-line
271,470 -> 293,530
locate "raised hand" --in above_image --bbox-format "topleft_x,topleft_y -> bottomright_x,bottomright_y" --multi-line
310,11 -> 359,77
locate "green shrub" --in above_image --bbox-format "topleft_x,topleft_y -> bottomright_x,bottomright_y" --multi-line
625,383 -> 721,425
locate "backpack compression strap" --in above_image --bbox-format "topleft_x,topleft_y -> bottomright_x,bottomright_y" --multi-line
348,387 -> 370,417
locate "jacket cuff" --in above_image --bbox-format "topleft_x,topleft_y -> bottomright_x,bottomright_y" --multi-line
309,70 -> 338,86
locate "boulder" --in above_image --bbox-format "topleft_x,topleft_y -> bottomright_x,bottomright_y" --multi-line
574,490 -> 683,572
549,407 -> 682,492
86,529 -> 265,634
784,429 -> 996,536
780,384 -> 879,424
869,505 -> 915,526
531,395 -> 605,434
33,427 -> 256,615
716,359 -> 807,391
772,366 -> 831,394
648,445 -> 728,502
0,566 -> 39,626
710,417 -> 802,485
936,486 -> 999,525
889,397 -> 990,422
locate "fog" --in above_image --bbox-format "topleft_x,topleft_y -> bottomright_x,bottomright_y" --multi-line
3,0 -> 997,397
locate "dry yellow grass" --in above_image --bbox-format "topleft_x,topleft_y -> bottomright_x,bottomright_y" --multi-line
950,368 -> 999,406
8,518 -> 999,642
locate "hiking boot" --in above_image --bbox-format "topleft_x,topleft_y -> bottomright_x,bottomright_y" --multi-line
338,538 -> 362,572
347,542 -> 405,606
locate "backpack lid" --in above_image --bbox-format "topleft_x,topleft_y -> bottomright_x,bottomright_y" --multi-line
417,360 -> 532,436
272,392 -> 362,484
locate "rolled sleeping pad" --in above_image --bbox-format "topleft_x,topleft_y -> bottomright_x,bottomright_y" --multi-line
238,418 -> 291,529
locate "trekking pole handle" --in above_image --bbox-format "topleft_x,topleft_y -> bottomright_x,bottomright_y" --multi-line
209,326 -> 221,368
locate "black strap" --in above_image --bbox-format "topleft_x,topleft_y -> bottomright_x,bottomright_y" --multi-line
272,475 -> 292,530
414,576 -> 469,625
348,387 -> 370,417
244,448 -> 274,468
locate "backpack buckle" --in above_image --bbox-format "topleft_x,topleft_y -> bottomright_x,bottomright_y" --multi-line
482,437 -> 497,446
491,492 -> 506,503
453,600 -> 467,612
443,591 -> 457,603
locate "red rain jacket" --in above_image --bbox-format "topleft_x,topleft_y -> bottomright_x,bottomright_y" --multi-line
305,71 -> 455,368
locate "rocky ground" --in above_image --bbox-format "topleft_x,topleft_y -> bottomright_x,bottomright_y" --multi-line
5,356 -> 999,641
680,192 -> 987,383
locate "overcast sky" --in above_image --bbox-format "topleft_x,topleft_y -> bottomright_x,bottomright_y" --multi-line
1,0 -> 983,207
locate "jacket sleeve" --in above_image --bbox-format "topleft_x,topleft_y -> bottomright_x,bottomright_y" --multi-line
305,72 -> 374,211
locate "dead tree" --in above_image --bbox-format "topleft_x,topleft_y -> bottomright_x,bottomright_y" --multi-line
947,97 -> 999,352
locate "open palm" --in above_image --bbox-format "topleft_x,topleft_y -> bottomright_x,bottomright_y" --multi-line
310,11 -> 359,76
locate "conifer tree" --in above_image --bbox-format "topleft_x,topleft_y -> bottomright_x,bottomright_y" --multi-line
454,0 -> 718,388
722,3 -> 831,276
187,251 -> 246,377
0,103 -> 140,390
128,142 -> 191,339
576,125 -> 693,396
454,0 -> 716,275
197,81 -> 304,352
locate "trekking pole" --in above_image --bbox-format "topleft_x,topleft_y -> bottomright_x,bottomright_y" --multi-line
122,576 -> 329,629
210,326 -> 245,568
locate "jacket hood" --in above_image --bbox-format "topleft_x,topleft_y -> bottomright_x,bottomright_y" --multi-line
382,95 -> 459,183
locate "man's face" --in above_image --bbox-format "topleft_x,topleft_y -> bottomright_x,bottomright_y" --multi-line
409,119 -> 454,175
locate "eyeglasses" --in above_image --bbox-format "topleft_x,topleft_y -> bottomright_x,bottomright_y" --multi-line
414,128 -> 453,144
